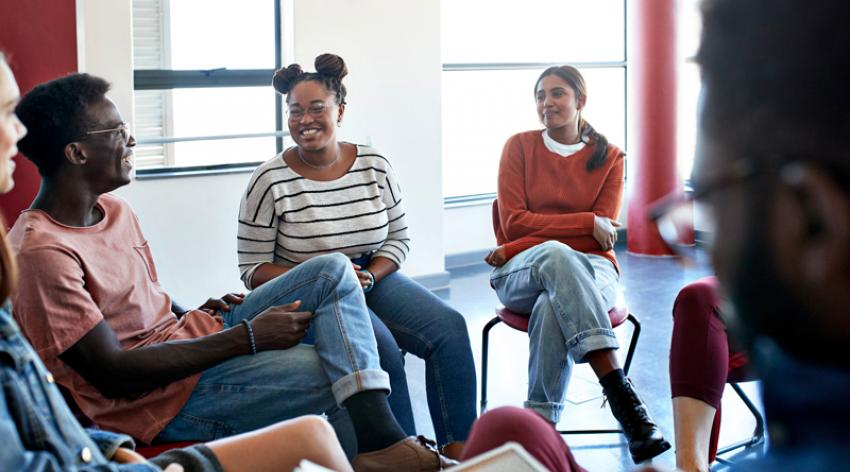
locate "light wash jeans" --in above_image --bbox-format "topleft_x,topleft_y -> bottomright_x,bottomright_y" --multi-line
156,253 -> 388,457
489,241 -> 619,423
366,270 -> 477,446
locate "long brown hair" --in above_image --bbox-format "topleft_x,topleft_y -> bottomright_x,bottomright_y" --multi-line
535,65 -> 611,171
0,52 -> 18,301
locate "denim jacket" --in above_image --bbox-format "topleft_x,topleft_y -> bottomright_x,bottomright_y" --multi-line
0,301 -> 158,471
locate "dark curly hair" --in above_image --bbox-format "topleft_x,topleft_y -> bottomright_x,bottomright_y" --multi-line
535,66 -> 613,172
272,53 -> 348,105
697,0 -> 850,175
15,73 -> 111,178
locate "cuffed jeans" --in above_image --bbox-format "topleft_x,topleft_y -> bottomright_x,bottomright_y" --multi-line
367,271 -> 477,446
155,253 -> 388,456
490,241 -> 619,423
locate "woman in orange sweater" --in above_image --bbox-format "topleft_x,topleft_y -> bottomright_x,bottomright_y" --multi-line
485,65 -> 670,464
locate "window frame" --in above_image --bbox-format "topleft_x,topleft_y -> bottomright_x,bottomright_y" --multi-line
441,0 -> 628,206
132,0 -> 284,177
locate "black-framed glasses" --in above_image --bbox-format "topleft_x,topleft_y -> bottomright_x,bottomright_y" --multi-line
286,102 -> 332,121
77,122 -> 132,143
649,157 -> 779,261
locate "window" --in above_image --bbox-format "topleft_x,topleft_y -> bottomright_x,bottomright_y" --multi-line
131,0 -> 284,173
677,0 -> 703,181
441,0 -> 627,200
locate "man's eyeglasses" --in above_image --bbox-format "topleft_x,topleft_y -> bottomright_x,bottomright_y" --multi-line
77,122 -> 132,143
649,158 -> 774,261
286,103 -> 331,121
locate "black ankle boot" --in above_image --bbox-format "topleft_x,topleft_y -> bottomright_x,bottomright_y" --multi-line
603,377 -> 671,463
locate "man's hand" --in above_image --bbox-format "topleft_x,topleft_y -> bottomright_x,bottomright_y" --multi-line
249,300 -> 315,351
593,215 -> 621,251
484,246 -> 508,267
198,293 -> 245,315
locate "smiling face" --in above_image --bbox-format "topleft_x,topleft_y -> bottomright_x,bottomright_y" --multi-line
535,74 -> 585,134
286,80 -> 344,152
74,97 -> 136,191
0,62 -> 27,193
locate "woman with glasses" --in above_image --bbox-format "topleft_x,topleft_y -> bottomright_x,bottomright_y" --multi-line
237,53 -> 476,459
484,65 -> 669,464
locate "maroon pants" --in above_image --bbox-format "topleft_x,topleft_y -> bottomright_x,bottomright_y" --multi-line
461,406 -> 585,472
669,276 -> 749,462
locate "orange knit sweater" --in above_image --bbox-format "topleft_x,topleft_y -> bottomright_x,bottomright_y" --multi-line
495,130 -> 625,272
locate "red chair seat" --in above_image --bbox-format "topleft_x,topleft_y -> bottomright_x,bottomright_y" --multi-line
497,294 -> 630,332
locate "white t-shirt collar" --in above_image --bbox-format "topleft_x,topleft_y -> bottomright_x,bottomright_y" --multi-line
542,130 -> 586,157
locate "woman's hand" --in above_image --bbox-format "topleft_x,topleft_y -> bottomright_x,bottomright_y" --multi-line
113,447 -> 147,464
112,448 -> 184,471
484,246 -> 508,267
352,264 -> 373,289
198,293 -> 245,315
593,215 -> 621,251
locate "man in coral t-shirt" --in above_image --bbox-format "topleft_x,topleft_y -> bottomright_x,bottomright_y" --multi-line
7,73 -> 450,468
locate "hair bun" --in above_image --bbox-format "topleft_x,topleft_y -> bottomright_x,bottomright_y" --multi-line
272,63 -> 304,94
314,53 -> 348,81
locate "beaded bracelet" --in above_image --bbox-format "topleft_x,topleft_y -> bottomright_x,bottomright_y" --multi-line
241,319 -> 257,355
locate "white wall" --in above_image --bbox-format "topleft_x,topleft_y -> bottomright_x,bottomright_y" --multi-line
77,0 -> 447,305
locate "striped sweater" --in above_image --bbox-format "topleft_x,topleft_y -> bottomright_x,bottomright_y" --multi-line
237,144 -> 410,287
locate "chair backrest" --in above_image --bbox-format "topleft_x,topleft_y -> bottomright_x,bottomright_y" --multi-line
492,199 -> 507,243
491,199 -> 499,234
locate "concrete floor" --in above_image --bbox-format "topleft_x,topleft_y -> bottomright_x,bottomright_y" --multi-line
402,247 -> 766,471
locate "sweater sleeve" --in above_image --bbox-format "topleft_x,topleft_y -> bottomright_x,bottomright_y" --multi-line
497,135 -> 596,242
591,150 -> 625,220
372,161 -> 410,267
237,168 -> 280,289
501,235 -> 607,261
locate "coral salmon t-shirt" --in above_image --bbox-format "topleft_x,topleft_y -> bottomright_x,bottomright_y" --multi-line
8,194 -> 224,443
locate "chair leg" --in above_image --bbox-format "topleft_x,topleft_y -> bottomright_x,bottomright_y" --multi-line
480,316 -> 502,415
715,383 -> 766,457
559,314 -> 642,436
623,313 -> 641,376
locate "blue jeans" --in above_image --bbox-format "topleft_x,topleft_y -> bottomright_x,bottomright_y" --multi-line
490,241 -> 619,423
156,253 -> 389,457
370,312 -> 417,436
366,270 -> 477,446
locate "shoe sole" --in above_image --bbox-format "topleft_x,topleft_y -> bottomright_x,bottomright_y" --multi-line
631,439 -> 672,464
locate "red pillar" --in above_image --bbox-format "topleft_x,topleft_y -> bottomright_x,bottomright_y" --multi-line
0,0 -> 78,227
626,0 -> 680,255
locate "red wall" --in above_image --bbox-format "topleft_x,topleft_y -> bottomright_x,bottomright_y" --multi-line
0,0 -> 78,226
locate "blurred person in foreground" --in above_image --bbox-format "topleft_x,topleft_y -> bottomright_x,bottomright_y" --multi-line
660,0 -> 850,469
